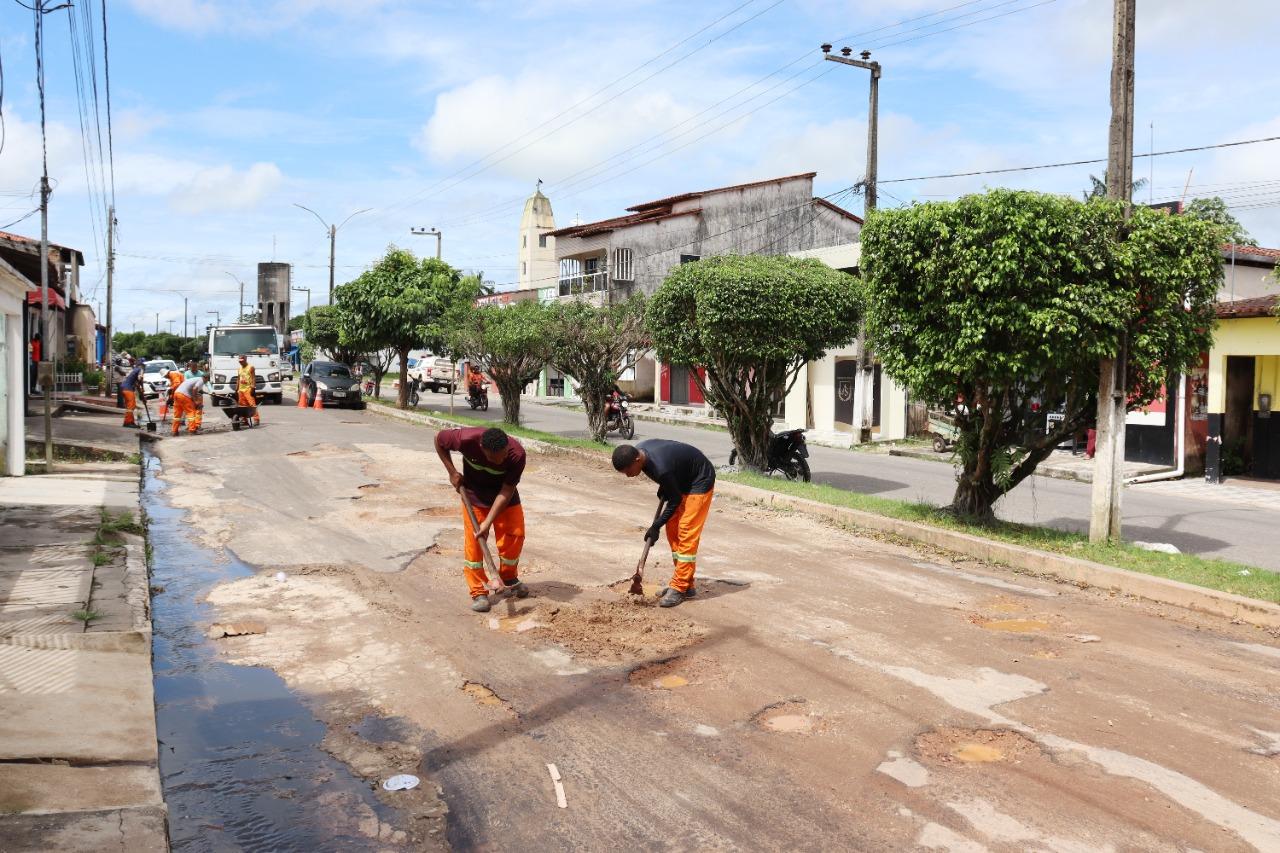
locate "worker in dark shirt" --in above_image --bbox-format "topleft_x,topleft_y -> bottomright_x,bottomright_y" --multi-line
119,358 -> 144,429
435,426 -> 529,612
612,439 -> 716,608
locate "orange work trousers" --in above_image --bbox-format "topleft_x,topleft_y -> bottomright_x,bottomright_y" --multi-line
237,388 -> 260,424
171,392 -> 202,435
665,489 -> 714,593
122,389 -> 137,426
461,501 -> 525,598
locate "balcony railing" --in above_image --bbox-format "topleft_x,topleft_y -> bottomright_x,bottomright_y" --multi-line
558,271 -> 609,297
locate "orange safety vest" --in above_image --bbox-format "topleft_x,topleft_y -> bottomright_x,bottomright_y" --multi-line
237,364 -> 256,395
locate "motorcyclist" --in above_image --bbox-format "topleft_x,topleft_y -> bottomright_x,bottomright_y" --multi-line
606,383 -> 629,418
467,369 -> 489,402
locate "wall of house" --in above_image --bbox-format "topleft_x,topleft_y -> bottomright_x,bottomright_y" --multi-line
1218,260 -> 1277,302
0,265 -> 27,475
782,344 -> 908,445
1207,317 -> 1280,412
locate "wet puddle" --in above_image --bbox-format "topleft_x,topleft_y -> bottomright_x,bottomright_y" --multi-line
144,452 -> 403,850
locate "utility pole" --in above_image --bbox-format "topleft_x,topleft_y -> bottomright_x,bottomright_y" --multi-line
207,309 -> 221,327
155,313 -> 160,335
292,285 -> 311,315
294,204 -> 372,302
1089,0 -> 1136,543
167,320 -> 176,334
822,43 -> 881,439
182,296 -> 188,338
105,205 -> 114,396
410,227 -> 443,260
225,272 -> 246,321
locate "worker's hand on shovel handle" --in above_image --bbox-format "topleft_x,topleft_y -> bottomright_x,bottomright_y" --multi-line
644,524 -> 661,545
448,470 -> 464,491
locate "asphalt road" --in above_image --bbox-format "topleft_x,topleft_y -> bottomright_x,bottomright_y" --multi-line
154,402 -> 1280,851
398,391 -> 1280,572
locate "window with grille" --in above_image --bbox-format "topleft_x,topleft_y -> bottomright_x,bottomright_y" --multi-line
613,248 -> 634,281
538,234 -> 548,248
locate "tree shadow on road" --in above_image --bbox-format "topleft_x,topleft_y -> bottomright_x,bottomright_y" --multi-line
810,471 -> 911,496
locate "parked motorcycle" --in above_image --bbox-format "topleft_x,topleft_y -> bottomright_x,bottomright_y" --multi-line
728,428 -> 810,482
407,378 -> 420,408
467,384 -> 489,411
603,392 -> 635,440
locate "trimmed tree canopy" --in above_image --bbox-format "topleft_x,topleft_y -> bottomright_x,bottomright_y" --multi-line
450,299 -> 551,426
336,248 -> 480,408
546,296 -> 650,441
648,254 -> 860,469
862,189 -> 1222,519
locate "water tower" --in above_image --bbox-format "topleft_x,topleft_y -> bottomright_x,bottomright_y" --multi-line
257,262 -> 291,335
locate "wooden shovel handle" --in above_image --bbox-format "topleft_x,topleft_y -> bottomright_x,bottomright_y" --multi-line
634,501 -> 666,577
459,489 -> 502,587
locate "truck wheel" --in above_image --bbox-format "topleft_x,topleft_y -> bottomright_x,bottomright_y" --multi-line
271,394 -> 283,405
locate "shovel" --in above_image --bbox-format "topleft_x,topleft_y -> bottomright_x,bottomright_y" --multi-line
628,501 -> 666,595
139,392 -> 157,433
459,489 -> 513,605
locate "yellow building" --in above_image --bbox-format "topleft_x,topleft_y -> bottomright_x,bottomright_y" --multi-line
1207,294 -> 1280,481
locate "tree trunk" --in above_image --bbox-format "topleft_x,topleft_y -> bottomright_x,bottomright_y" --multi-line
396,347 -> 410,409
950,471 -> 1002,522
494,371 -> 522,426
724,407 -> 774,470
580,385 -> 609,442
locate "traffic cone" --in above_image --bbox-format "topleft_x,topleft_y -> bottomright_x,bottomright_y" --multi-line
297,389 -> 307,408
311,389 -> 323,410
157,397 -> 168,418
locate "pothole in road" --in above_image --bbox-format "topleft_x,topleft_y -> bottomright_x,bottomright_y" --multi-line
461,681 -> 513,712
750,699 -> 815,734
417,506 -> 457,518
528,599 -> 706,664
629,657 -> 693,689
609,579 -> 665,598
915,727 -> 1040,765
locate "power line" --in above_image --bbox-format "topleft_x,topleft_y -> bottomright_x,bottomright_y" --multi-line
879,135 -> 1280,185
100,0 -> 115,206
369,0 -> 787,225
433,0 -> 1062,234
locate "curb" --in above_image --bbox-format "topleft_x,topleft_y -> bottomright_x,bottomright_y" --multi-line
370,403 -> 1280,629
714,480 -> 1280,629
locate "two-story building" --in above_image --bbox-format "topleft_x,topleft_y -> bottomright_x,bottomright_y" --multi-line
543,171 -> 862,403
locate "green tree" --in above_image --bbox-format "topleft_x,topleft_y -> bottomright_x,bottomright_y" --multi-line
336,247 -> 481,408
648,255 -> 861,469
1183,196 -> 1257,247
545,296 -> 651,441
112,331 -> 146,356
450,300 -> 551,426
178,337 -> 205,363
861,190 -> 1222,521
302,305 -> 362,366
288,313 -> 307,333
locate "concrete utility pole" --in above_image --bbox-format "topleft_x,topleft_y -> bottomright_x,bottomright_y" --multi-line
292,285 -> 311,315
105,205 -> 114,394
411,227 -> 443,260
822,43 -> 881,439
294,204 -> 372,302
1089,0 -> 1136,543
155,313 -> 159,335
207,309 -> 221,327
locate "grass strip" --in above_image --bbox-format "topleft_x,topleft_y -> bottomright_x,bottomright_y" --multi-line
371,399 -> 1278,603
724,471 -> 1280,604
367,398 -> 611,454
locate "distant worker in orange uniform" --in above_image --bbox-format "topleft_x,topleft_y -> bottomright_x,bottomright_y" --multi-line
612,440 -> 716,608
119,357 -> 143,429
171,374 -> 205,436
235,353 -> 260,426
164,365 -> 185,417
434,426 -> 529,612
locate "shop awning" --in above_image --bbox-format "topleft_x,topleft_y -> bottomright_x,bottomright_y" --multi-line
25,289 -> 65,309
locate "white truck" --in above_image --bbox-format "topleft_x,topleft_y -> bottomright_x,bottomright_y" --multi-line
206,323 -> 284,405
406,351 -> 458,394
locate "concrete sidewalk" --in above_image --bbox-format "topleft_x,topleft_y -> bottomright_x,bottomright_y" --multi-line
0,464 -> 165,851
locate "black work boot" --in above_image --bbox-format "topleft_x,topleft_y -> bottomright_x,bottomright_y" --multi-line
471,595 -> 491,613
658,587 -> 687,608
505,579 -> 530,599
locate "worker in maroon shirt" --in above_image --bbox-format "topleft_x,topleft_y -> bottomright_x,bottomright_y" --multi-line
434,426 -> 530,612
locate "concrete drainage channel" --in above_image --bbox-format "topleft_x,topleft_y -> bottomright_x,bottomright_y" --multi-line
141,450 -> 405,850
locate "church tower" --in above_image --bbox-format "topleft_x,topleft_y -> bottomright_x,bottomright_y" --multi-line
518,182 -> 556,290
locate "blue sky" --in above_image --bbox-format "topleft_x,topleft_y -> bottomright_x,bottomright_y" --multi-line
1,0 -> 1277,334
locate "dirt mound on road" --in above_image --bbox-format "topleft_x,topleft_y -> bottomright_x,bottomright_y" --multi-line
531,599 -> 706,663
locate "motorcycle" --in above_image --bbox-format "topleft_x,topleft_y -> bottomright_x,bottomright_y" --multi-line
728,428 -> 810,482
467,384 -> 489,411
603,392 -> 635,440
407,378 -> 420,408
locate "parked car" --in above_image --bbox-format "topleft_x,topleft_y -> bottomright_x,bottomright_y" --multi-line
300,361 -> 364,409
408,356 -> 457,393
140,359 -> 179,400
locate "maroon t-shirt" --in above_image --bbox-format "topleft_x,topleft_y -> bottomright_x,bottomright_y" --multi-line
437,427 -> 525,507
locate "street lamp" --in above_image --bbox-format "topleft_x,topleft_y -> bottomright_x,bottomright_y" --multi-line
294,204 -> 373,302
410,227 -> 442,260
292,285 -> 311,315
225,272 -> 248,321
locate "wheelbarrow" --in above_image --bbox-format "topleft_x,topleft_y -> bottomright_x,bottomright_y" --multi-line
928,411 -> 959,453
213,393 -> 259,431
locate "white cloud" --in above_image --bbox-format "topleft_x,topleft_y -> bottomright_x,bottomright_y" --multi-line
167,163 -> 285,214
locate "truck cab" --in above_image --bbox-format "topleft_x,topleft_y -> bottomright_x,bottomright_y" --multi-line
206,324 -> 284,405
